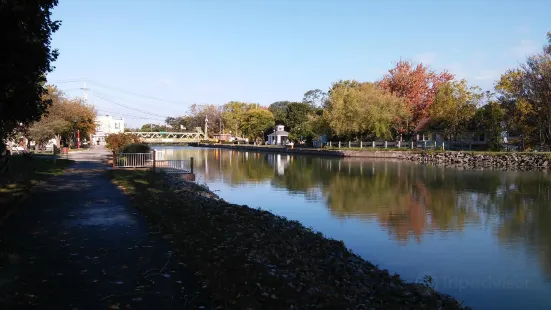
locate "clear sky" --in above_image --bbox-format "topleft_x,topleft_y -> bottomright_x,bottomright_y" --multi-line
47,0 -> 551,127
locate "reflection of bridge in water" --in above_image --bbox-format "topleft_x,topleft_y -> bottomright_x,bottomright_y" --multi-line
126,131 -> 205,144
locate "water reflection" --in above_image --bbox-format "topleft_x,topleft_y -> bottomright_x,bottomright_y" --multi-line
161,146 -> 551,308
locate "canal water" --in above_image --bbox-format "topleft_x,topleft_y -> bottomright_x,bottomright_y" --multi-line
158,146 -> 551,309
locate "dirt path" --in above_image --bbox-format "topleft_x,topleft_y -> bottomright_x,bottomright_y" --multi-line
0,147 -> 210,309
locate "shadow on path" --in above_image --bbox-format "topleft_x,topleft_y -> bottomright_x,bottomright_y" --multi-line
0,148 -> 210,309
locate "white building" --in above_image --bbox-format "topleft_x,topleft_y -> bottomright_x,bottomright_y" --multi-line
91,115 -> 125,145
267,125 -> 290,145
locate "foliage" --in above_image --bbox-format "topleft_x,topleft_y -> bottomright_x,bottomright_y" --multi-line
303,89 -> 328,107
105,133 -> 141,153
429,80 -> 482,140
473,101 -> 505,151
325,80 -> 410,140
28,86 -> 96,147
165,116 -> 193,131
240,109 -> 275,140
221,101 -> 249,137
0,0 -> 60,148
140,123 -> 164,132
122,143 -> 151,153
285,102 -> 315,141
268,101 -> 291,126
379,60 -> 454,134
496,32 -> 551,148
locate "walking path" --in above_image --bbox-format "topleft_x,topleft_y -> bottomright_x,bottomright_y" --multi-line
0,146 -> 210,309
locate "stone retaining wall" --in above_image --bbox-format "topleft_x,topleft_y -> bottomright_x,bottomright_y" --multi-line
400,152 -> 550,170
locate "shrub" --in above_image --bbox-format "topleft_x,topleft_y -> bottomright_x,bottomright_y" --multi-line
122,143 -> 151,154
106,133 -> 141,153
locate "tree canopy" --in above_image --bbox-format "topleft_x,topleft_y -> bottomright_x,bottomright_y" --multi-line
0,0 -> 60,149
325,81 -> 410,140
28,86 -> 96,148
379,60 -> 454,135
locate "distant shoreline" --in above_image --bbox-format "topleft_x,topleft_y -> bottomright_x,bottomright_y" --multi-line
197,143 -> 551,170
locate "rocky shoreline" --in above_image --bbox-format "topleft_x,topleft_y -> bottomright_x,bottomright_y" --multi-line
400,151 -> 550,170
110,170 -> 471,309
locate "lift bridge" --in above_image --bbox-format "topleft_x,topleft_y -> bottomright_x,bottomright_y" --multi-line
126,127 -> 205,144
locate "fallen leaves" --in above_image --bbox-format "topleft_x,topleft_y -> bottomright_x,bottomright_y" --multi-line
108,170 -> 470,310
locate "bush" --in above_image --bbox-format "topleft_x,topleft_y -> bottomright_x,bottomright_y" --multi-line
105,133 -> 141,152
122,143 -> 151,154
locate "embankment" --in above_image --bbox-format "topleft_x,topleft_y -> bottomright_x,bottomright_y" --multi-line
400,151 -> 550,170
108,169 -> 470,309
199,144 -> 551,170
199,143 -> 404,158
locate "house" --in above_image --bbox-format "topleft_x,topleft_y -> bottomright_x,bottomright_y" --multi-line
414,117 -> 489,149
91,115 -> 125,145
267,125 -> 290,145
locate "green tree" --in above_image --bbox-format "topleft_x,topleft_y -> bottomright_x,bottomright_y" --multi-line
241,109 -> 275,141
268,101 -> 291,126
302,89 -> 328,107
140,123 -> 164,132
285,102 -> 314,141
0,0 -> 60,150
222,101 -> 249,137
28,86 -> 96,148
429,80 -> 482,140
473,101 -> 505,150
325,80 -> 410,140
495,69 -> 536,149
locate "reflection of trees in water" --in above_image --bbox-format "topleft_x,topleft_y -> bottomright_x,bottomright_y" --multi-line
168,148 -> 551,277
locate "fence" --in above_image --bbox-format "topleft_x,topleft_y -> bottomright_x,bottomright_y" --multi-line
113,150 -> 194,174
114,152 -> 153,167
155,159 -> 194,174
326,140 -> 447,150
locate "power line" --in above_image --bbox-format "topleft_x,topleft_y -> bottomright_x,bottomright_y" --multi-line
94,92 -> 169,119
95,108 -> 166,122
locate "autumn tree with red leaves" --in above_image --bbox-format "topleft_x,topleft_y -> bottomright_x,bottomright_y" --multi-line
379,60 -> 454,136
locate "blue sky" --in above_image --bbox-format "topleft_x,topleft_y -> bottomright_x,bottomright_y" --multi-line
47,0 -> 551,127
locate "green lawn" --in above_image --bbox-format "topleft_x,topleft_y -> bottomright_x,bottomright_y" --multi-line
0,156 -> 73,216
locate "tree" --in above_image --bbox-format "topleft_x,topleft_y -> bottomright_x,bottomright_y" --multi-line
140,123 -> 164,132
379,60 -> 454,135
473,101 -> 505,150
285,102 -> 314,141
28,86 -> 96,148
325,80 -> 410,140
302,89 -> 328,107
165,116 -> 192,131
429,80 -> 482,140
240,109 -> 275,141
188,104 -> 222,134
268,101 -> 291,126
0,0 -> 60,150
221,101 -> 249,137
495,32 -> 551,148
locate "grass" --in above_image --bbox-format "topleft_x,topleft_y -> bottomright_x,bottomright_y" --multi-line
0,156 -> 73,218
107,169 -> 469,309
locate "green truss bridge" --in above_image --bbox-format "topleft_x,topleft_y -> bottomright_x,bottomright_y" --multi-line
126,130 -> 206,144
